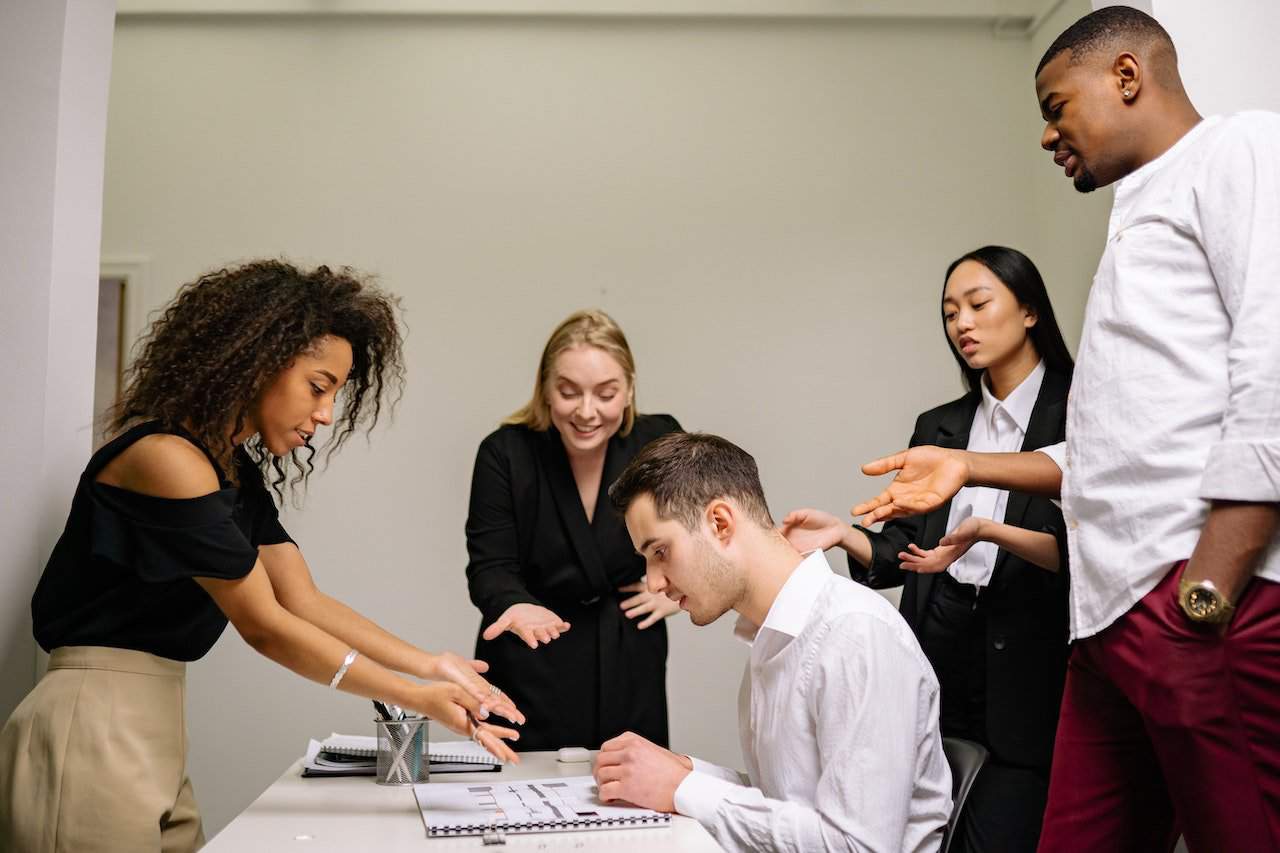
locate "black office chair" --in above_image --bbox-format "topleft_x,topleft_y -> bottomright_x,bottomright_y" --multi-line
941,736 -> 989,853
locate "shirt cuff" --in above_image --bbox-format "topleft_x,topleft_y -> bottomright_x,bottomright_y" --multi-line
689,756 -> 746,784
1201,439 -> 1280,502
674,767 -> 746,826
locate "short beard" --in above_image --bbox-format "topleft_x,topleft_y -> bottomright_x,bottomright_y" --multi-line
1073,167 -> 1099,193
688,537 -> 746,626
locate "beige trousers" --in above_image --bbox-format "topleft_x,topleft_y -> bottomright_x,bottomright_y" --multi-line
0,646 -> 204,853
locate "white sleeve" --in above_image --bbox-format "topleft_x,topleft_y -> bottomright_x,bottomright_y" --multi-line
1035,441 -> 1066,473
675,617 -> 950,853
1195,116 -> 1280,502
687,756 -> 747,785
1035,442 -> 1066,509
672,755 -> 751,816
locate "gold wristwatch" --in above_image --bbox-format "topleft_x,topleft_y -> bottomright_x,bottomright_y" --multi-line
1177,577 -> 1236,624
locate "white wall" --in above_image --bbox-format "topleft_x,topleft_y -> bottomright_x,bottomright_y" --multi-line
1151,0 -> 1280,115
1029,2 -> 1114,349
0,0 -> 115,721
100,6 -> 1103,837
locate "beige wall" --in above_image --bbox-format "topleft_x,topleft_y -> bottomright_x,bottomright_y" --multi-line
0,0 -> 114,721
101,5 -> 1101,836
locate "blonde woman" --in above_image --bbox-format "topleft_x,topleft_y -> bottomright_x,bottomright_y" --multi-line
465,310 -> 682,751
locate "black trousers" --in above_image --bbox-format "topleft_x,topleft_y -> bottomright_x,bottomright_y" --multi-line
919,573 -> 1049,853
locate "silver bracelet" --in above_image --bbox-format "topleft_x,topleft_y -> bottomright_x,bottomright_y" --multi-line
329,649 -> 359,689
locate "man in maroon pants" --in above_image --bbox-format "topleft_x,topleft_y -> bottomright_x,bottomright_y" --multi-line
852,8 -> 1280,853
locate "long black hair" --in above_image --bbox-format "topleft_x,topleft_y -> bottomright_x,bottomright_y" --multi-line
942,246 -> 1074,393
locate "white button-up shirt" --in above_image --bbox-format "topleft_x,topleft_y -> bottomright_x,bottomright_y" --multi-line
945,361 -> 1046,587
672,551 -> 952,852
1038,112 -> 1280,640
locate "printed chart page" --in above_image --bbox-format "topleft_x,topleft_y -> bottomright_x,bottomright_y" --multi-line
414,775 -> 671,837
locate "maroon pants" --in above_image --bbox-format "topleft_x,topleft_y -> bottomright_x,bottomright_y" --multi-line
1038,564 -> 1280,853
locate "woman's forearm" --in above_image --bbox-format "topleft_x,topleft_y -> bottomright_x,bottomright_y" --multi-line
979,521 -> 1060,572
841,525 -> 874,568
232,593 -> 432,712
964,448 -> 1063,498
287,589 -> 440,681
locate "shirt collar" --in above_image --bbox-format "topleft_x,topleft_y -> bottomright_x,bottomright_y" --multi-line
1114,115 -> 1218,200
758,550 -> 832,639
979,359 -> 1045,435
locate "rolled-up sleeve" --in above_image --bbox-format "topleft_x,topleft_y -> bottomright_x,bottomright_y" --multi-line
1196,116 -> 1280,503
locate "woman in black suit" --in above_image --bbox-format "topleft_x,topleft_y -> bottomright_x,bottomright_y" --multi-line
465,310 -> 682,752
784,246 -> 1073,853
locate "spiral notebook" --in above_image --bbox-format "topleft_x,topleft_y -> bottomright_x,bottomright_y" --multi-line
302,735 -> 500,777
319,733 -> 498,764
414,776 -> 671,838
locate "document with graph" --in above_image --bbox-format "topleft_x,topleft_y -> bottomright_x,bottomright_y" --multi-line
413,775 -> 671,837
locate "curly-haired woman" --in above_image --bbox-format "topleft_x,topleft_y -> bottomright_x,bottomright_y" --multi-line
0,260 -> 523,853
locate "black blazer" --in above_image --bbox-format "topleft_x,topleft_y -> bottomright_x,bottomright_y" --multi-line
465,414 -> 681,751
849,369 -> 1070,770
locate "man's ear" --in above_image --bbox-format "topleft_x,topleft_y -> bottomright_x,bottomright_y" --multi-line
706,500 -> 735,544
1113,51 -> 1142,102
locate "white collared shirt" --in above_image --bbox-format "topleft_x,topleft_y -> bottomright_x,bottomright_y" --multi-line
1037,112 -> 1280,640
945,361 -> 1045,587
673,551 -> 952,852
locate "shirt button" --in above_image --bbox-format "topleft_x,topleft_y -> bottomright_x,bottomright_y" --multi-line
1069,518 -> 1079,530
993,636 -> 1007,651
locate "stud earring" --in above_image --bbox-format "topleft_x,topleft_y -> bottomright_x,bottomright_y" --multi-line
1123,89 -> 1132,98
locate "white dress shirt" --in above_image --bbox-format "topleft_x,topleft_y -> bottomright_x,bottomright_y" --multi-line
672,551 -> 952,852
945,360 -> 1045,587
1037,112 -> 1280,640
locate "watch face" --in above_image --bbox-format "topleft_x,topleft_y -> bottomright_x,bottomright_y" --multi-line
1187,587 -> 1220,618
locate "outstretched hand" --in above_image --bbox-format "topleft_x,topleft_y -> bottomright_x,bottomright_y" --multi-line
852,446 -> 969,525
618,581 -> 681,629
482,603 -> 570,650
410,682 -> 521,764
898,543 -> 962,574
938,516 -> 985,553
899,517 -> 986,574
426,650 -> 525,725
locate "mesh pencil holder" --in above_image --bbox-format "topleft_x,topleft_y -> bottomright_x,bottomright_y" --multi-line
375,716 -> 429,785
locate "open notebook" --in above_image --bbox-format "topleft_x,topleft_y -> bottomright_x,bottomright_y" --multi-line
414,776 -> 671,838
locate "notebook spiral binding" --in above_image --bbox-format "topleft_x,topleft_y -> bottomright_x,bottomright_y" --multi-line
428,813 -> 671,836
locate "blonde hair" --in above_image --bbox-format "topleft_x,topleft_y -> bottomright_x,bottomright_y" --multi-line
505,309 -> 637,436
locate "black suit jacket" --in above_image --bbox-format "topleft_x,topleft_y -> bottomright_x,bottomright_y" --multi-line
849,369 -> 1070,770
465,414 -> 681,751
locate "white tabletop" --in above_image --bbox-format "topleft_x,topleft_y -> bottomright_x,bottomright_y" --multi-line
204,751 -> 725,852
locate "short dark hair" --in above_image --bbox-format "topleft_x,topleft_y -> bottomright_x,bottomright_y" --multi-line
609,432 -> 774,530
943,246 -> 1074,393
1036,6 -> 1176,78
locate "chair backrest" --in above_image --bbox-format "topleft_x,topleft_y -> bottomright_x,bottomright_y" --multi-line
941,737 -> 989,853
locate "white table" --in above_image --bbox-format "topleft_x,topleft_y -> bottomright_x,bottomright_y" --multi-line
204,751 -> 725,852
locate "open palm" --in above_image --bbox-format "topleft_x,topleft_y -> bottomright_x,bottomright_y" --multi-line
852,445 -> 968,525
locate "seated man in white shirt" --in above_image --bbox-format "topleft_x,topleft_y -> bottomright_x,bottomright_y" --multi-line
594,431 -> 952,853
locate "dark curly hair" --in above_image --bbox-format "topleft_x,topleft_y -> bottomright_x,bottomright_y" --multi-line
108,259 -> 405,501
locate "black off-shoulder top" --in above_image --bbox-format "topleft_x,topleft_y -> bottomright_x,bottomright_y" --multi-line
31,420 -> 294,662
